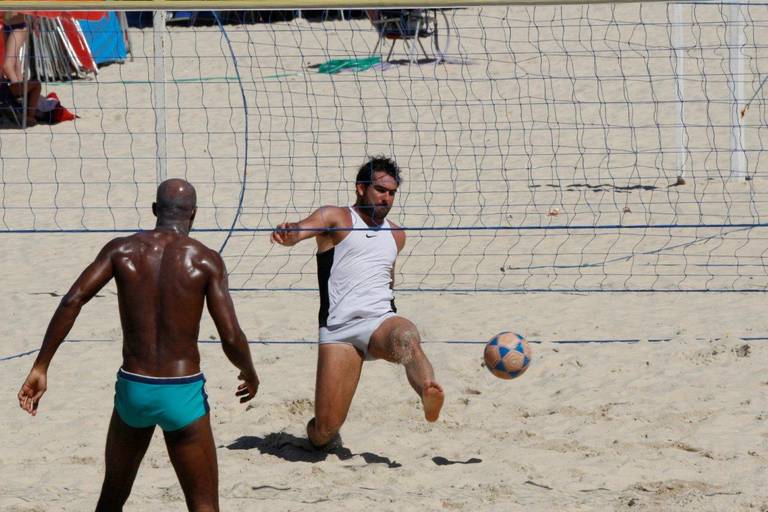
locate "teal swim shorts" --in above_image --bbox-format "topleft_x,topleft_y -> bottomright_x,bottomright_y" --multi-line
114,368 -> 209,432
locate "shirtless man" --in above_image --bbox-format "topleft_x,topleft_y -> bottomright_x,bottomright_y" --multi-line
271,156 -> 444,449
18,179 -> 258,511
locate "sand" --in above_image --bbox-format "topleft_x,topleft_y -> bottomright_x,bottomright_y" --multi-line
2,233 -> 767,511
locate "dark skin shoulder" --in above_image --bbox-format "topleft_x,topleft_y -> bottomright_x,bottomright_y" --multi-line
19,228 -> 257,415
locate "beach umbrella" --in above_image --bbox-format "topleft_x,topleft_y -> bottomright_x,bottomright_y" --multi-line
23,11 -> 106,80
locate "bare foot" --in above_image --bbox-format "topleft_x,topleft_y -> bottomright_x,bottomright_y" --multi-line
422,381 -> 444,422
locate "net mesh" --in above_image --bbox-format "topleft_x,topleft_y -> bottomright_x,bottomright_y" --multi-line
1,3 -> 767,291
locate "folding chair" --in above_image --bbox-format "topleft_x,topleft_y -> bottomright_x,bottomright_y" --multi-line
368,9 -> 437,64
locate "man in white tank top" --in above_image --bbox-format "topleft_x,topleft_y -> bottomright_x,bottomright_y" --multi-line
271,156 -> 444,449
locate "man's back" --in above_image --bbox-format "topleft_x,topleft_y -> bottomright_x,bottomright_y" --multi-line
18,178 -> 259,511
112,229 -> 217,376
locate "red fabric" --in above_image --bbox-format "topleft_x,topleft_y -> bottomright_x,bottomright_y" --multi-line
19,11 -> 106,21
58,16 -> 97,73
46,92 -> 78,123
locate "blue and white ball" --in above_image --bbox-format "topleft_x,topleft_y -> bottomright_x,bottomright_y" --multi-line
483,332 -> 532,379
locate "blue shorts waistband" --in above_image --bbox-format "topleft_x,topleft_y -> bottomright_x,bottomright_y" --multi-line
117,368 -> 205,385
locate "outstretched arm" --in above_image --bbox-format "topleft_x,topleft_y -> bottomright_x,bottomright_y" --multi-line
205,251 -> 258,403
390,223 -> 406,290
18,239 -> 119,415
270,206 -> 345,247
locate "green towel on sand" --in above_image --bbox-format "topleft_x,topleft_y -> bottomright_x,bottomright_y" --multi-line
317,56 -> 382,74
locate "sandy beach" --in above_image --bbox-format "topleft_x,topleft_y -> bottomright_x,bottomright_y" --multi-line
2,243 -> 767,510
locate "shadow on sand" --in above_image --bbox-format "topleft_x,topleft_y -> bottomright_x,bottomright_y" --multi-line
432,456 -> 482,466
226,432 -> 402,468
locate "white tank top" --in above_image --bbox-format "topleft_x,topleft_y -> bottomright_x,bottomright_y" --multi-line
316,207 -> 398,328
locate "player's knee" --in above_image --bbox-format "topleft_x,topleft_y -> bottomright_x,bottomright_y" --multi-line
27,80 -> 41,95
313,414 -> 343,438
390,324 -> 421,364
3,63 -> 17,83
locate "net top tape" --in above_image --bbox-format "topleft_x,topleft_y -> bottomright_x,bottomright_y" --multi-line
0,0 -> 677,10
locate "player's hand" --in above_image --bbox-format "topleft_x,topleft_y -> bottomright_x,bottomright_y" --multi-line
18,366 -> 47,416
236,370 -> 259,403
271,223 -> 298,246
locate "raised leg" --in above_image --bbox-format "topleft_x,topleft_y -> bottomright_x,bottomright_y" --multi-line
163,413 -> 219,512
307,343 -> 363,448
368,316 -> 444,422
95,409 -> 155,511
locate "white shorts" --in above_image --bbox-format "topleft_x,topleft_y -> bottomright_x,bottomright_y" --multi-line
319,312 -> 396,360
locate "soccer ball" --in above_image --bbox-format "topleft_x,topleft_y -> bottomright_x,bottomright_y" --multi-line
483,332 -> 532,379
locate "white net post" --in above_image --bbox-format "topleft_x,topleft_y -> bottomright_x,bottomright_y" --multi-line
20,14 -> 31,130
673,3 -> 686,183
153,10 -> 168,184
728,1 -> 746,180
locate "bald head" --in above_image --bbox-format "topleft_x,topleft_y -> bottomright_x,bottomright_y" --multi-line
155,179 -> 197,222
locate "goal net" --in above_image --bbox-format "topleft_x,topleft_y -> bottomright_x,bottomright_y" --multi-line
1,2 -> 767,292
